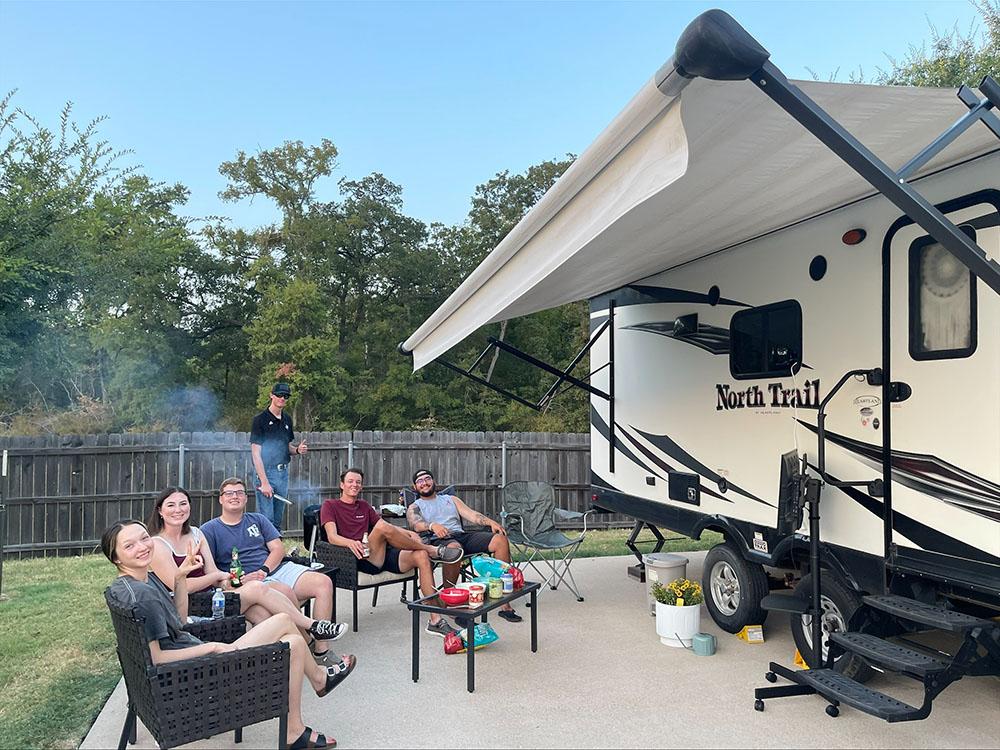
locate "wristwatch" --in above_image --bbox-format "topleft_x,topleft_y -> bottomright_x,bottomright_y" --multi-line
260,564 -> 271,576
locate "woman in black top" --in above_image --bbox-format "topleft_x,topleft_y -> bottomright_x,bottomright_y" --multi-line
103,519 -> 356,750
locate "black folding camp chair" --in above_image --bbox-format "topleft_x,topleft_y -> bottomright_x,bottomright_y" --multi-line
501,480 -> 594,601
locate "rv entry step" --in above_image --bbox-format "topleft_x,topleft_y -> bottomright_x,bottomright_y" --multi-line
761,592 -> 809,614
829,633 -> 949,677
795,669 -> 926,722
863,595 -> 997,633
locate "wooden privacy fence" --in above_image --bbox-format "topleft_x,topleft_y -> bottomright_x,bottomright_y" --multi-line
0,430 -> 625,558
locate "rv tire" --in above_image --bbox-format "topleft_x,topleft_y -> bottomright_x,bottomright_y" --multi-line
790,572 -> 873,682
702,542 -> 769,633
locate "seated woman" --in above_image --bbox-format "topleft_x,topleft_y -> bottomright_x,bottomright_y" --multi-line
147,486 -> 348,651
103,519 -> 356,750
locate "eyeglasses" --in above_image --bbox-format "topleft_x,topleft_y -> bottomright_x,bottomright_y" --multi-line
221,489 -> 247,498
414,476 -> 434,485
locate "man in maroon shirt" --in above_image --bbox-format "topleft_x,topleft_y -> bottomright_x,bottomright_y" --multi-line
320,467 -> 463,637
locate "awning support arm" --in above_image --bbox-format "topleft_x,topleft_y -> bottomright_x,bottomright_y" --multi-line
749,63 -> 1000,296
897,82 -> 1000,179
487,335 -> 611,402
662,10 -> 1000,296
429,318 -> 612,412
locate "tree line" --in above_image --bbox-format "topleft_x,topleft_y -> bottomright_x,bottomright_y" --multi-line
1,2 -> 995,436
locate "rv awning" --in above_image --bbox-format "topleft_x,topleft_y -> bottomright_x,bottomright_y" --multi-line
403,75 -> 998,371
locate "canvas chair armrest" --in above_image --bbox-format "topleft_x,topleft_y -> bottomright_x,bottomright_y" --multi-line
503,512 -> 526,536
554,507 -> 596,534
182,614 -> 247,644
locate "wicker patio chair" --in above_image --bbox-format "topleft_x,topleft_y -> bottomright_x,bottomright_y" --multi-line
105,590 -> 290,750
304,504 -> 417,632
187,589 -> 241,618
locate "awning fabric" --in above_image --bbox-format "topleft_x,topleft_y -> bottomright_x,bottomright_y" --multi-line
403,74 -> 997,371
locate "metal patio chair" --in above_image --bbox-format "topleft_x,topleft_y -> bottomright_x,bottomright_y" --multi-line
501,480 -> 595,602
304,504 -> 417,632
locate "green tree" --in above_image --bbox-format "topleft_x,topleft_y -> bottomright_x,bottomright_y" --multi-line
874,0 -> 999,87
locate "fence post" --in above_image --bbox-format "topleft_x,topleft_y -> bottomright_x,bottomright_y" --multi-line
178,443 -> 186,487
348,439 -> 354,467
500,438 -> 507,488
0,449 -> 7,597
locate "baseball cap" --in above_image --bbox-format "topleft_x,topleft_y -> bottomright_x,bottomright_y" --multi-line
272,382 -> 292,397
412,469 -> 434,484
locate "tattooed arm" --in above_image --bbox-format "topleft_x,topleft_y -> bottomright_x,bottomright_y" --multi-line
406,502 -> 428,533
453,496 -> 506,535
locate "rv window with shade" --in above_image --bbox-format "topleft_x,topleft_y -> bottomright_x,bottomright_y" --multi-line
729,300 -> 802,380
909,228 -> 978,361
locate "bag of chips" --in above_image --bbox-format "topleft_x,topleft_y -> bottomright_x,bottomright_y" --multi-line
444,623 -> 500,654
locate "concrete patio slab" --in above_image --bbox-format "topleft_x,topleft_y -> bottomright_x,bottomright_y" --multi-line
82,551 -> 1000,749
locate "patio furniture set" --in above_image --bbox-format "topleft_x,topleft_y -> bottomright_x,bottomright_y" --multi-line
105,481 -> 593,748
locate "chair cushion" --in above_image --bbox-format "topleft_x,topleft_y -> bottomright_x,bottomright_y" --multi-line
356,569 -> 414,587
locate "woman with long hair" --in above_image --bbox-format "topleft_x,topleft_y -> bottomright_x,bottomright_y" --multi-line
147,487 -> 347,644
103,518 -> 355,750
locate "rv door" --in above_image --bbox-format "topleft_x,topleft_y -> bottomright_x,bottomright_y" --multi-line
885,185 -> 1000,588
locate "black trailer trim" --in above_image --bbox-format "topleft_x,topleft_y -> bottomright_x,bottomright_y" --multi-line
590,478 -> 884,594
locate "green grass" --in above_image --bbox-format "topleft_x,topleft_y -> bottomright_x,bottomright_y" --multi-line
0,554 -> 120,750
0,529 -> 720,749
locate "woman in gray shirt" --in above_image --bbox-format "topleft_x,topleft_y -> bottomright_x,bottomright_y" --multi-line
102,519 -> 356,750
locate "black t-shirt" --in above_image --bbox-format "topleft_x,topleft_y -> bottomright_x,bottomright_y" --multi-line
251,408 -> 294,467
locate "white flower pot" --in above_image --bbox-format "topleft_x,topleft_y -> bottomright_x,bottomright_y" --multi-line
655,601 -> 702,648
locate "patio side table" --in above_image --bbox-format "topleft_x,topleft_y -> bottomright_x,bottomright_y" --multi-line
406,581 -> 541,693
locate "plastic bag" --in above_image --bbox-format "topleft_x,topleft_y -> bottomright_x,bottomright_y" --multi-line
470,555 -> 509,579
443,630 -> 464,655
508,566 -> 524,589
444,623 -> 500,654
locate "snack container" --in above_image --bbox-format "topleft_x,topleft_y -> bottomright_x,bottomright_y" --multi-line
467,584 -> 485,608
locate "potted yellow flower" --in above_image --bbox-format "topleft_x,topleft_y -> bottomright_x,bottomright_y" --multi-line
651,577 -> 704,647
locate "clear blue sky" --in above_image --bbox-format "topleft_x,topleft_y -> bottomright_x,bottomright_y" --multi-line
0,1 -> 984,230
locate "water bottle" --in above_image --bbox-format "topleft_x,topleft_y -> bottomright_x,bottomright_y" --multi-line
211,588 -> 226,619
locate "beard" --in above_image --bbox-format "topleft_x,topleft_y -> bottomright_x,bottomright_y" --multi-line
417,486 -> 435,497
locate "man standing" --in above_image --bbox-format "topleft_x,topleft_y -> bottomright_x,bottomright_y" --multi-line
320,468 -> 464,637
251,382 -> 308,531
406,469 -> 522,623
201,477 -> 348,664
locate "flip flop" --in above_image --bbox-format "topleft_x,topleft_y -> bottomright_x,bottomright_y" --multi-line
289,727 -> 334,749
316,654 -> 357,697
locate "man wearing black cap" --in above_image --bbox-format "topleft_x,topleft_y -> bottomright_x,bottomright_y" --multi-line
407,468 -> 523,623
250,382 -> 308,531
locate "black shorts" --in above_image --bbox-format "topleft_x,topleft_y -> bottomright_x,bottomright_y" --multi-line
419,530 -> 494,555
357,545 -> 404,575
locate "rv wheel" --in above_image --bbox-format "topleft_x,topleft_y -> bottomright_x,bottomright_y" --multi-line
789,572 -> 873,682
702,542 -> 769,633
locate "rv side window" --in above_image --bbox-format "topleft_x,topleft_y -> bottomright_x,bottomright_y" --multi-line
729,300 -> 802,379
909,228 -> 977,361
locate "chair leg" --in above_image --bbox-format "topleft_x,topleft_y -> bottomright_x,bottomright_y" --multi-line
117,704 -> 136,750
235,726 -> 243,743
372,585 -> 380,608
332,586 -> 337,622
278,711 -> 288,749
352,588 -> 359,632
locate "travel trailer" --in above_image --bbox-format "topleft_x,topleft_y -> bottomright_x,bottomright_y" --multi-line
403,10 -> 999,721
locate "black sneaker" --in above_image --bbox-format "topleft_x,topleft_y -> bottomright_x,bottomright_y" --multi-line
435,545 -> 464,564
309,620 -> 348,641
425,617 -> 457,638
498,608 -> 523,623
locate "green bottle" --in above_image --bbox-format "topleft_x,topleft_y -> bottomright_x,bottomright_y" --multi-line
229,547 -> 244,588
